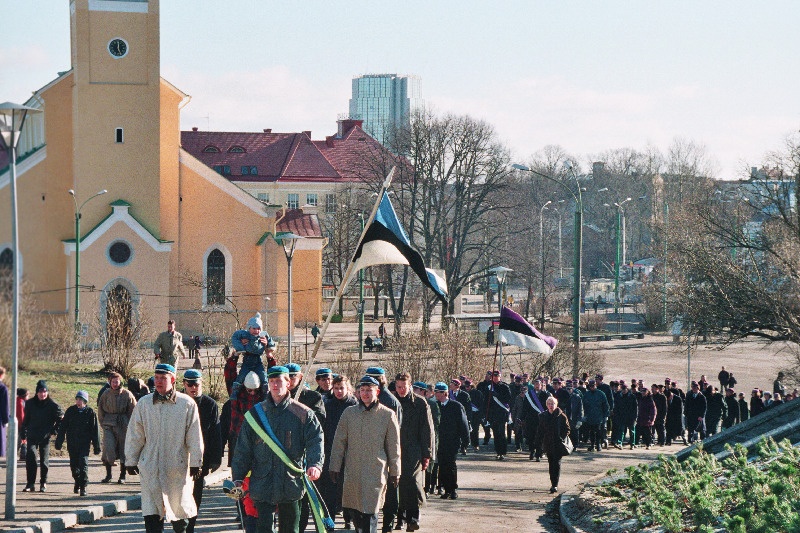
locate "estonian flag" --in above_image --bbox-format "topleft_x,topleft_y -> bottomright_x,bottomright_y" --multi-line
498,306 -> 558,355
352,194 -> 448,303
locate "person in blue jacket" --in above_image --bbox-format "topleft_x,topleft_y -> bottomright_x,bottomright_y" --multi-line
230,313 -> 276,398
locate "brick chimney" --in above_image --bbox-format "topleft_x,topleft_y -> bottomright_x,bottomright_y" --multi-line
263,128 -> 272,133
337,119 -> 364,137
325,136 -> 335,148
192,127 -> 198,131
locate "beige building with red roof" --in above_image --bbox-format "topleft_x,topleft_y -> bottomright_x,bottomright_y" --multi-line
0,0 -> 324,354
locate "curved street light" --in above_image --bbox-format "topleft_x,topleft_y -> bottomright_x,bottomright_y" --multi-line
68,188 -> 108,334
512,163 -> 583,376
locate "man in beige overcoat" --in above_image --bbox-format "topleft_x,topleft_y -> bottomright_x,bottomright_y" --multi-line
329,375 -> 401,533
125,363 -> 203,533
97,371 -> 136,483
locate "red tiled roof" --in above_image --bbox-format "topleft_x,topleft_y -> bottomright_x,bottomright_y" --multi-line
180,122 -> 404,184
276,208 -> 321,237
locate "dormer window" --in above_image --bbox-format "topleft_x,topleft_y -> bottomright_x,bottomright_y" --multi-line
202,145 -> 220,153
213,165 -> 231,175
228,146 -> 246,153
241,166 -> 257,175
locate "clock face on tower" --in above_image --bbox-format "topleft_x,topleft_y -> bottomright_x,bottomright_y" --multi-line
108,38 -> 128,58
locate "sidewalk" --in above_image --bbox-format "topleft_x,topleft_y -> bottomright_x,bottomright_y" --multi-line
0,442 -> 669,533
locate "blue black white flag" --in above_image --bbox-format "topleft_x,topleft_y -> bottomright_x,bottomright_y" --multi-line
498,306 -> 558,355
352,194 -> 448,303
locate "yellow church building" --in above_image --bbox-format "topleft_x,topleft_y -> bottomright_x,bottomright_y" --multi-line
0,0 -> 325,352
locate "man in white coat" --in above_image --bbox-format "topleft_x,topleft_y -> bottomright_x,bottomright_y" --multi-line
125,363 -> 204,533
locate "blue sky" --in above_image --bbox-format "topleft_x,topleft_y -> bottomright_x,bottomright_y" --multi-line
2,1 -> 798,178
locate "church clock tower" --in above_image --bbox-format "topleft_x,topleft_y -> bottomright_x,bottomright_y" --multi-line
69,0 -> 164,236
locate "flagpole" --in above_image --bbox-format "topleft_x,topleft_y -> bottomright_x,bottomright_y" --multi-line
304,167 -> 397,373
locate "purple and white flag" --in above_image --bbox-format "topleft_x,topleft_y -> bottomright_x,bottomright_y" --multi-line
498,306 -> 558,355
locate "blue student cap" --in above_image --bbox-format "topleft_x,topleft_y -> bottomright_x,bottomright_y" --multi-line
433,382 -> 449,392
315,368 -> 333,378
183,369 -> 202,381
286,363 -> 302,375
412,381 -> 428,390
359,376 -> 380,387
267,366 -> 289,378
155,363 -> 176,375
365,367 -> 385,377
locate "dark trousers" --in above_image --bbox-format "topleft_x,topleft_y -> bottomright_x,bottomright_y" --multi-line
613,422 -> 635,445
25,440 -> 50,485
635,425 -> 653,446
482,421 -> 492,444
425,462 -> 439,492
490,420 -> 508,455
469,414 -> 481,447
346,508 -> 378,533
381,483 -> 398,531
654,420 -> 666,445
254,500 -> 299,533
438,455 -> 458,493
186,476 -> 205,533
68,452 -> 89,487
144,514 -> 188,533
525,422 -> 541,458
547,454 -> 562,488
586,423 -> 602,450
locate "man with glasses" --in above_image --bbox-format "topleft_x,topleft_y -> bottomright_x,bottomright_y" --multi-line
182,369 -> 222,533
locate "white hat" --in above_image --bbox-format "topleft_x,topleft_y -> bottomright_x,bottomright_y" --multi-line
243,371 -> 261,390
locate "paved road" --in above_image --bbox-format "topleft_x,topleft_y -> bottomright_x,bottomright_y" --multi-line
52,442 -> 669,533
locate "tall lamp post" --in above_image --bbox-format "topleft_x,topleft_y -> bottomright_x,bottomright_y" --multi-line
489,266 -> 512,312
357,213 -> 365,360
278,232 -> 303,364
513,163 -> 583,376
539,201 -> 551,330
1,102 -> 41,519
489,266 -> 511,375
68,188 -> 107,335
603,198 -> 631,315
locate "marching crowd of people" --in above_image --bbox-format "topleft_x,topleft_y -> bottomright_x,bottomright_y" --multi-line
2,314 -> 797,533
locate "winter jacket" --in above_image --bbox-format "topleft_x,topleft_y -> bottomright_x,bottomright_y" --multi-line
582,389 -> 610,425
738,398 -> 750,421
436,400 -> 469,460
485,382 -> 512,424
329,401 -> 401,514
290,385 -> 326,426
653,391 -> 668,423
21,396 -> 63,444
191,393 -> 222,471
231,394 -> 323,504
684,392 -> 707,429
153,330 -> 186,366
614,391 -> 638,425
665,395 -> 684,437
706,392 -> 727,424
97,387 -> 136,430
125,390 -> 204,521
569,390 -> 584,428
55,405 -> 100,455
396,392 -> 434,509
230,329 -> 274,356
722,395 -> 740,428
636,394 -> 656,427
535,407 -> 570,458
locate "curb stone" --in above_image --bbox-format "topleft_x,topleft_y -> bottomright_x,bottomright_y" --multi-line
5,467 -> 231,533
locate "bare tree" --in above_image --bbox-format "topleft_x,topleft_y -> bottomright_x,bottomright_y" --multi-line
95,285 -> 151,377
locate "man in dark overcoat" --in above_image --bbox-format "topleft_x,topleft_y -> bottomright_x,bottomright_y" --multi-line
393,373 -> 434,532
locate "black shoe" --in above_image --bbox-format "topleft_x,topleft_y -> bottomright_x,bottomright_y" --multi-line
118,477 -> 126,484
80,487 -> 87,497
407,520 -> 420,532
74,482 -> 79,494
535,456 -> 541,462
550,486 -> 558,493
529,453 -> 534,461
449,491 -> 458,499
440,492 -> 450,499
39,483 -> 47,492
394,520 -> 403,530
23,484 -> 34,492
436,487 -> 443,495
100,475 -> 112,483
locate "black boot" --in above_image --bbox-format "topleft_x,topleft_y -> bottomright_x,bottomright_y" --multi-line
118,464 -> 126,484
101,464 -> 113,483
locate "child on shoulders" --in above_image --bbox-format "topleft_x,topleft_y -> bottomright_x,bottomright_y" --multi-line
230,313 -> 276,398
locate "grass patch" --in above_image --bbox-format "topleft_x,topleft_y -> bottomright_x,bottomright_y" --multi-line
18,360 -> 108,405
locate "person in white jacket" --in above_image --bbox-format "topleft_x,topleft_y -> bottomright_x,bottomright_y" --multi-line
125,364 -> 204,533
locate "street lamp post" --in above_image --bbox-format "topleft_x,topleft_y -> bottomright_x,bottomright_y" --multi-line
539,201 -> 551,330
278,232 -> 304,364
513,163 -> 583,376
1,102 -> 42,520
357,213 -> 365,360
604,198 -> 631,316
489,266 -> 512,312
663,200 -> 669,326
68,188 -> 108,336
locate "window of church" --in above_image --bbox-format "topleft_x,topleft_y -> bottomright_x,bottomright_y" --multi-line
108,241 -> 133,266
228,146 -> 246,153
206,249 -> 225,306
202,146 -> 220,153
